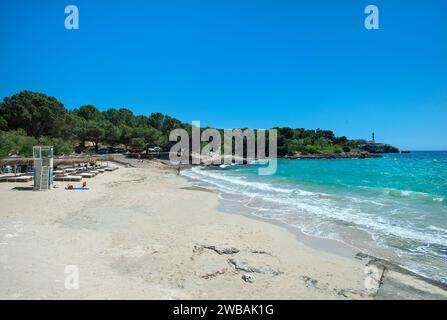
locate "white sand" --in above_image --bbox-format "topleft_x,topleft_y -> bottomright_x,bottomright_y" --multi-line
0,162 -> 445,300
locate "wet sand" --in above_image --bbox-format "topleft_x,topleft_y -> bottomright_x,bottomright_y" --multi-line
0,160 -> 445,299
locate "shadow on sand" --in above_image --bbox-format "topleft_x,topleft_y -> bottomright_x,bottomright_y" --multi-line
11,186 -> 34,191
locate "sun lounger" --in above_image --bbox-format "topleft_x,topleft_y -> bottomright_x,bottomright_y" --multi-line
0,175 -> 33,183
53,171 -> 67,177
54,175 -> 83,182
80,172 -> 96,178
104,167 -> 118,171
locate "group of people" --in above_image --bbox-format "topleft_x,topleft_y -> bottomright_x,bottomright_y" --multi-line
0,165 -> 13,174
0,165 -> 29,175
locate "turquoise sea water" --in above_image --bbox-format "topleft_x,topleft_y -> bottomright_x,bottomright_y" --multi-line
183,152 -> 447,283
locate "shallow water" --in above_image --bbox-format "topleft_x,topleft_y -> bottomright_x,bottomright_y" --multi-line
182,151 -> 447,284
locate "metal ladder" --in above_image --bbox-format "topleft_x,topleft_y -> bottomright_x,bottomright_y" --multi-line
39,166 -> 50,191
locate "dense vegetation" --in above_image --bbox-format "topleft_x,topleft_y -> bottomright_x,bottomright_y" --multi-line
0,91 -> 189,158
0,91 -> 360,158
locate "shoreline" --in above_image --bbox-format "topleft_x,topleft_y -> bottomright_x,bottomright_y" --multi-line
178,164 -> 447,297
138,159 -> 447,297
0,159 -> 446,299
181,175 -> 360,260
134,158 -> 447,296
216,191 -> 447,293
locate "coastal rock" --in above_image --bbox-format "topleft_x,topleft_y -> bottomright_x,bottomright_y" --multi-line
227,259 -> 262,273
251,250 -> 273,256
201,268 -> 228,280
193,244 -> 204,254
285,151 -> 381,160
355,252 -> 371,261
364,261 -> 386,295
267,269 -> 283,276
191,243 -> 239,261
334,289 -> 348,298
203,245 -> 240,255
359,143 -> 399,154
301,276 -> 319,289
242,274 -> 255,283
332,288 -> 365,299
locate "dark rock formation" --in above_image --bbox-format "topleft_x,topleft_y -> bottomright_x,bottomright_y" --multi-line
242,274 -> 255,283
284,151 -> 381,160
301,275 -> 319,288
201,244 -> 240,255
227,259 -> 262,273
358,143 -> 399,154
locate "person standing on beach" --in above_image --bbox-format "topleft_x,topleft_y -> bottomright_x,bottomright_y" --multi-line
177,162 -> 181,175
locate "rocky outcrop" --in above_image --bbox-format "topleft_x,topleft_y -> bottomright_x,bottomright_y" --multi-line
284,151 -> 381,160
241,274 -> 255,283
201,244 -> 240,255
358,143 -> 399,154
227,258 -> 263,273
301,276 -> 319,289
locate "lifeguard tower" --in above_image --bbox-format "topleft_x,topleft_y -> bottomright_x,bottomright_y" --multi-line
33,146 -> 54,191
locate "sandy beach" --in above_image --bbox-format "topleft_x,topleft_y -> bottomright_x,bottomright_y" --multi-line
0,161 -> 446,300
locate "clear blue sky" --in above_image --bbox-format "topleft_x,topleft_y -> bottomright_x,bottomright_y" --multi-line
1,0 -> 446,150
